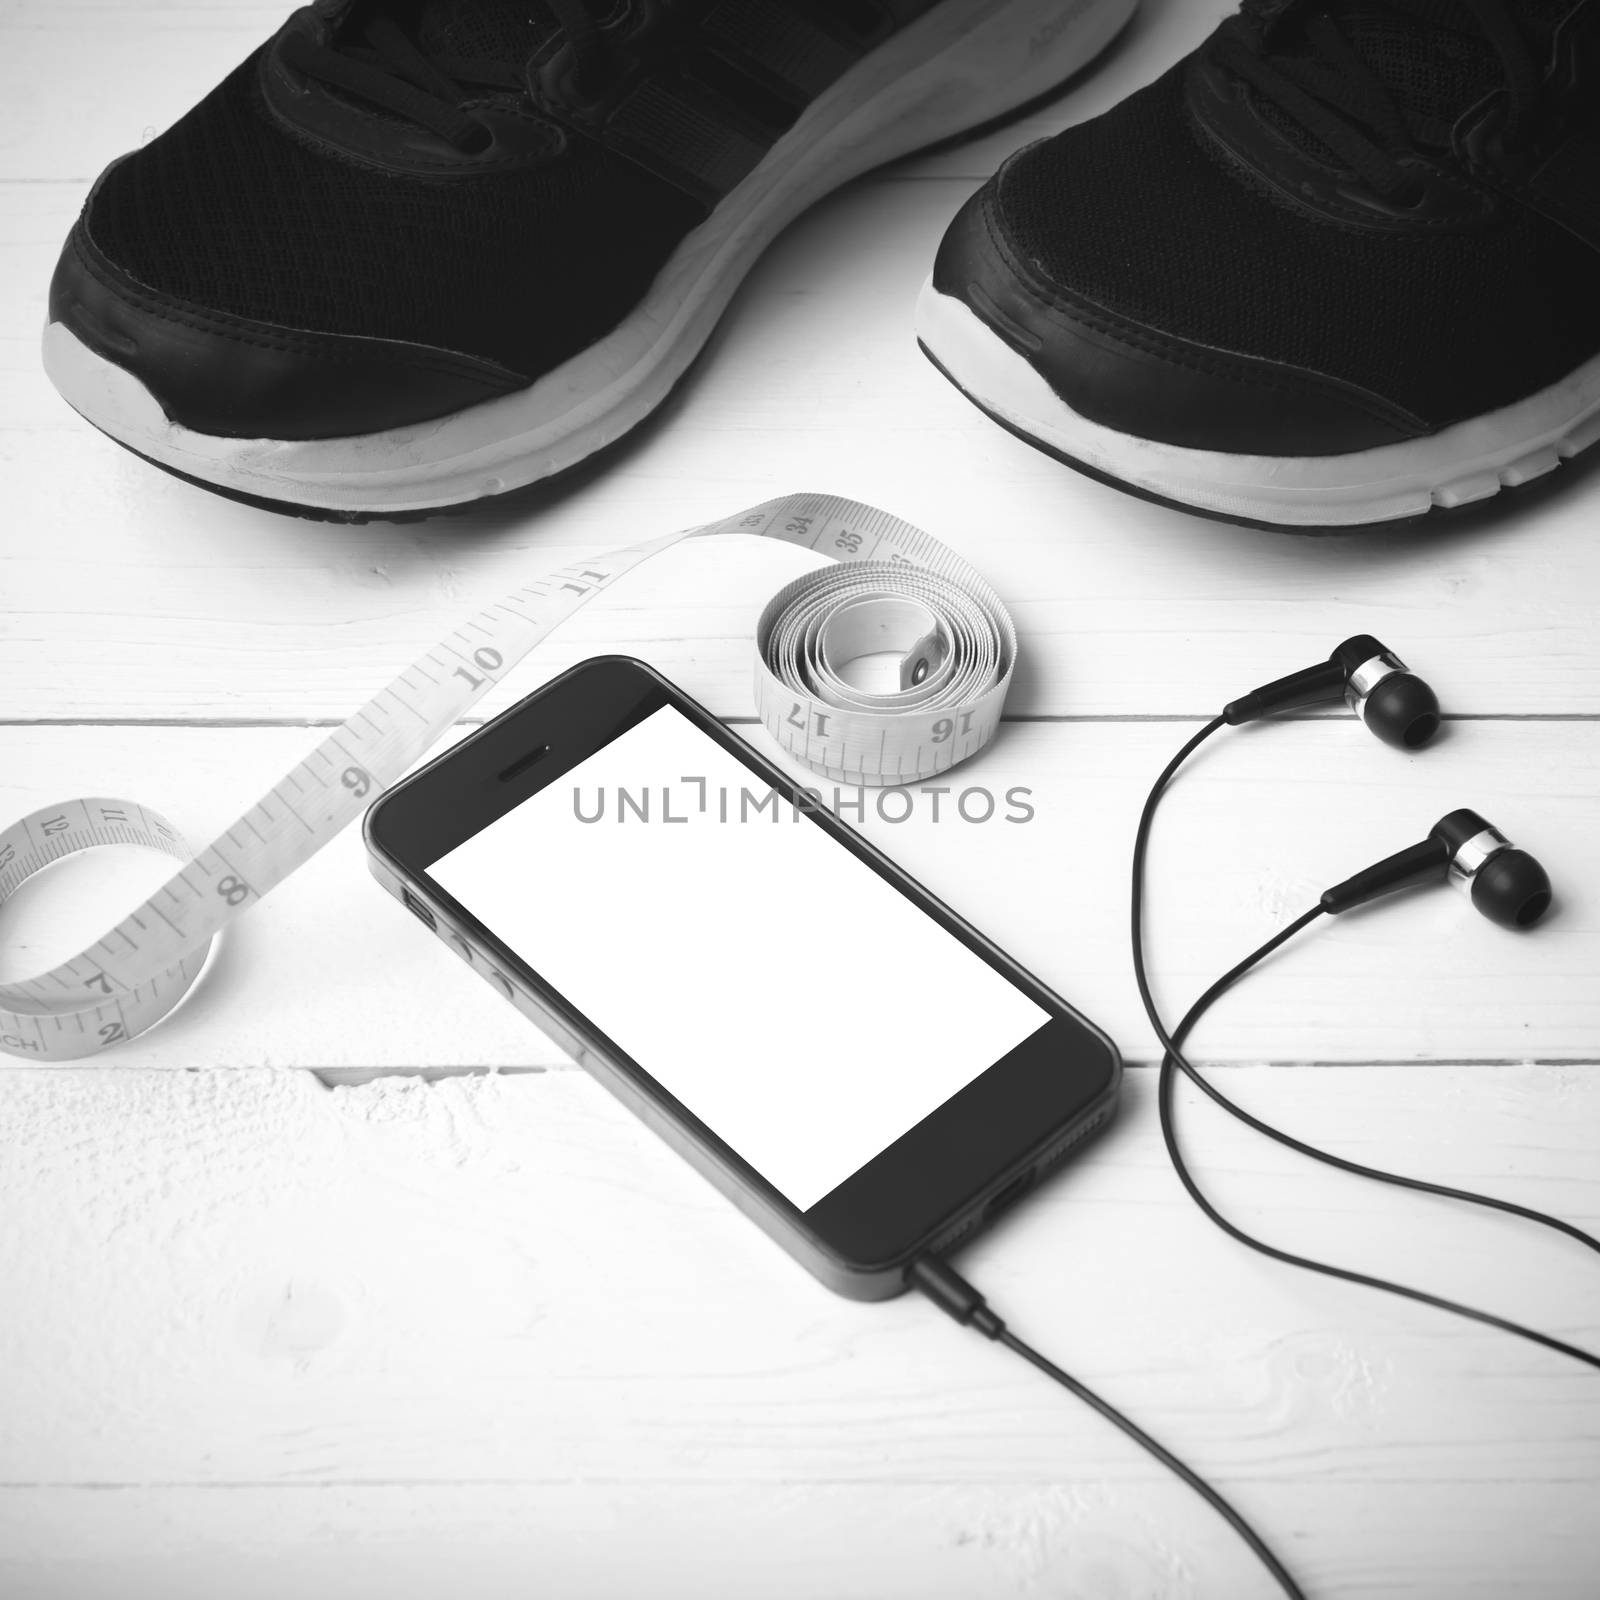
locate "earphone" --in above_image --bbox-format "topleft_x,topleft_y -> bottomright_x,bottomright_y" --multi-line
1321,806 -> 1553,927
1133,634 -> 1596,1374
1222,632 -> 1443,749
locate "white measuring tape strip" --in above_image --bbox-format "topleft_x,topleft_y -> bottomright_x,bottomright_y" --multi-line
0,493 -> 1016,1062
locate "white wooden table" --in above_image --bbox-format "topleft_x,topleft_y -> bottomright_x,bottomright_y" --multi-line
3,4 -> 1598,1596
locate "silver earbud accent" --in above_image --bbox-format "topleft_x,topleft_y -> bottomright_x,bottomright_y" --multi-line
1448,825 -> 1511,890
1343,650 -> 1406,718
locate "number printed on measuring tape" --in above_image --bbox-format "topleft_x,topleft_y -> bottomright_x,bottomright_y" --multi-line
0,494 -> 1017,1062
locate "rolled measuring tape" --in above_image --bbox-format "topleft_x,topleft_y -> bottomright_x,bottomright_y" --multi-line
0,493 -> 1016,1062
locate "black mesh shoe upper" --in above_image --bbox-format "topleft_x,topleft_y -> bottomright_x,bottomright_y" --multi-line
940,0 -> 1600,448
80,46 -> 702,388
56,0 -> 940,440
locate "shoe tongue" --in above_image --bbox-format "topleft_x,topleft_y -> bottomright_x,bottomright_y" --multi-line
1255,1 -> 1564,157
1334,3 -> 1564,138
409,0 -> 556,65
1339,11 -> 1493,133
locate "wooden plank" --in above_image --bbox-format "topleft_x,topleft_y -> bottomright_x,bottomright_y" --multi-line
0,1064 -> 1595,1598
6,388 -> 1600,720
0,183 -> 69,435
0,1479 -> 1596,1600
0,4 -> 285,185
5,163 -> 1599,719
1,722 -> 1596,1069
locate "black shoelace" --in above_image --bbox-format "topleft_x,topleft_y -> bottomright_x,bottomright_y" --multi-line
1211,0 -> 1543,199
279,0 -> 611,151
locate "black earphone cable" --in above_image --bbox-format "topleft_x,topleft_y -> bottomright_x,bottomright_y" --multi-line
914,703 -> 1595,1600
909,1254 -> 1307,1600
1133,716 -> 1600,1371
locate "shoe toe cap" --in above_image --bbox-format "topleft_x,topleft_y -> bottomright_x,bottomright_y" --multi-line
933,153 -> 1429,457
50,197 -> 527,443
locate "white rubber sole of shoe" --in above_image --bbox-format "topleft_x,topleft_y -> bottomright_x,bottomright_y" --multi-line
42,0 -> 1139,520
915,280 -> 1600,530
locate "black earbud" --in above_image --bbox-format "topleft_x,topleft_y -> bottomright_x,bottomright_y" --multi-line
1222,634 -> 1442,751
1321,809 -> 1553,928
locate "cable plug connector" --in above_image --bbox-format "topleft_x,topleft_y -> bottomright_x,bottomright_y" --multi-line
907,1255 -> 1006,1340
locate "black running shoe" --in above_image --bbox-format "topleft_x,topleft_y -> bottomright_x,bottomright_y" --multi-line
44,0 -> 1136,522
918,0 -> 1600,531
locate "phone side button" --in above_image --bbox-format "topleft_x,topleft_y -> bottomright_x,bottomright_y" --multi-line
400,886 -> 437,930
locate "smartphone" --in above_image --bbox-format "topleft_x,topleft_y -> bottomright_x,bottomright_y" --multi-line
364,657 -> 1120,1299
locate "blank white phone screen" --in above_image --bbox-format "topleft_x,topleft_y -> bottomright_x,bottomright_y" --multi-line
430,706 -> 1049,1210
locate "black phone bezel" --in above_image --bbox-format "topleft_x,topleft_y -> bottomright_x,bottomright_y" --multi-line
366,656 -> 1120,1274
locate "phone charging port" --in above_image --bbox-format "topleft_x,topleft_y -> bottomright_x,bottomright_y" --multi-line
985,1170 -> 1036,1222
401,887 -> 437,931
